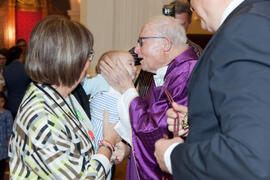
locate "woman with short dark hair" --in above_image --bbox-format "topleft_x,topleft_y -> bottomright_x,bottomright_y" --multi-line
9,15 -> 120,179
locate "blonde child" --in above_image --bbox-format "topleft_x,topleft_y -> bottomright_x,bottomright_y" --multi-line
82,50 -> 136,172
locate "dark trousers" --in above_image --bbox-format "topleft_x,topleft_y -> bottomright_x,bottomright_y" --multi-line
0,159 -> 7,180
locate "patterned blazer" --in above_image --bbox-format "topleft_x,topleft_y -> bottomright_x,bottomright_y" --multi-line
9,82 -> 109,179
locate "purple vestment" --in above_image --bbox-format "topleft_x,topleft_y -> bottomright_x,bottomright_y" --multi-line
127,47 -> 198,180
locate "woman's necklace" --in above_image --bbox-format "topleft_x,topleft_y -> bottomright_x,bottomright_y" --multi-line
68,95 -> 82,121
68,94 -> 95,141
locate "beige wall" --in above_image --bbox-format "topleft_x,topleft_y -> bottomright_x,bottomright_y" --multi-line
80,0 -> 210,75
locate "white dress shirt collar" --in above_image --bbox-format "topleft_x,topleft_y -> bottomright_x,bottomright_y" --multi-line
153,65 -> 169,87
220,0 -> 245,26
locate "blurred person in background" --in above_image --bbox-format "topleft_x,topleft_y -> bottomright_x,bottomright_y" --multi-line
16,39 -> 27,53
16,39 -> 27,62
3,46 -> 31,118
0,92 -> 13,180
0,49 -> 8,92
170,0 -> 202,56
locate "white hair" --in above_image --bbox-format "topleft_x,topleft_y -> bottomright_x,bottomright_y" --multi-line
148,15 -> 187,47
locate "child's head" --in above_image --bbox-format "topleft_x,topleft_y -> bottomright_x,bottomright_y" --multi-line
0,92 -> 6,109
96,50 -> 137,80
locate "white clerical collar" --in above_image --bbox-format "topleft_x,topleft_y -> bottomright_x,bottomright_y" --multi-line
153,66 -> 168,87
220,0 -> 245,26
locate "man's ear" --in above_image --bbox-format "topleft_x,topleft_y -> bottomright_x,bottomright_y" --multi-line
163,38 -> 172,52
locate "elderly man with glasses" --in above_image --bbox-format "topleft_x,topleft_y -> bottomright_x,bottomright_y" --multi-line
100,15 -> 198,180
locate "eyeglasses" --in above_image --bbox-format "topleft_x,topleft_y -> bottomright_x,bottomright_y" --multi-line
137,37 -> 166,47
89,50 -> 95,62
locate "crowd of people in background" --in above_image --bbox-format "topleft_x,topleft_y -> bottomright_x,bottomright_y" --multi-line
0,38 -> 30,179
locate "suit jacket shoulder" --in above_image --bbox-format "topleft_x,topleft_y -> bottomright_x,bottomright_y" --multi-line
173,1 -> 270,179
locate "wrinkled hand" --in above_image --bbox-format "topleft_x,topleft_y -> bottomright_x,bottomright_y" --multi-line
103,110 -> 121,146
111,141 -> 130,164
154,137 -> 184,173
166,102 -> 189,137
100,57 -> 134,94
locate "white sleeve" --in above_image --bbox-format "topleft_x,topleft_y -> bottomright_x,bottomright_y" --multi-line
114,88 -> 138,145
164,143 -> 180,174
92,154 -> 112,174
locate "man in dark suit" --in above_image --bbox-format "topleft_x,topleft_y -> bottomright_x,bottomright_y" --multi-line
3,46 -> 31,118
154,0 -> 270,179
